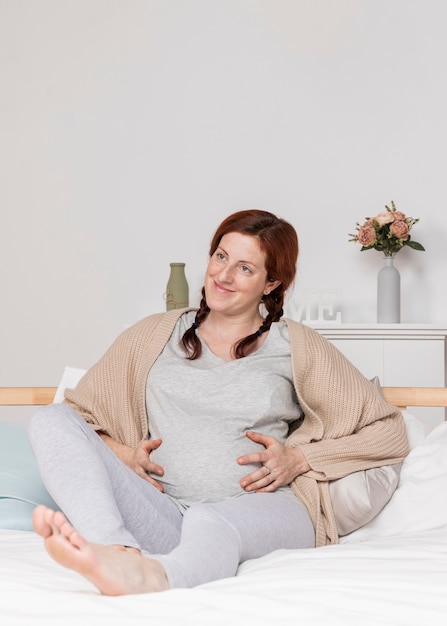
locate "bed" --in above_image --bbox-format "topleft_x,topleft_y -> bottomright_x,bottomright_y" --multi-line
0,380 -> 446,626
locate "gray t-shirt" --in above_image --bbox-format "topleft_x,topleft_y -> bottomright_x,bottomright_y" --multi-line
146,311 -> 302,510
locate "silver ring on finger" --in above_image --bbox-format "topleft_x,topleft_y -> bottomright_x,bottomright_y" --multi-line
263,465 -> 270,475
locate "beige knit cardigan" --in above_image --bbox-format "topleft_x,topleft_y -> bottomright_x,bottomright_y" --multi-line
64,308 -> 409,547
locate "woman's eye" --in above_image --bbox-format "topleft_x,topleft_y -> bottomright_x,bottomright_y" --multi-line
240,265 -> 252,274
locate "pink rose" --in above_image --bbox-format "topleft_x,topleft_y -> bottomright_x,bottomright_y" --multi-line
375,211 -> 394,226
357,225 -> 376,247
392,211 -> 406,221
390,220 -> 410,240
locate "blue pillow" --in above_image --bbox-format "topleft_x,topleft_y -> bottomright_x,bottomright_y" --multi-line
0,421 -> 59,531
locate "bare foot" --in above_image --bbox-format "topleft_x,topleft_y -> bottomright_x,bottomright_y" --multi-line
32,505 -> 169,596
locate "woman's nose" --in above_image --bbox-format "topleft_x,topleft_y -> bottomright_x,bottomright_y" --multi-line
218,265 -> 234,282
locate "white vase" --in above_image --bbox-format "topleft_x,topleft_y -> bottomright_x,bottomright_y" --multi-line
377,255 -> 400,323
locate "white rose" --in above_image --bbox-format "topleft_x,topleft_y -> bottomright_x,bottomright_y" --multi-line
375,212 -> 394,226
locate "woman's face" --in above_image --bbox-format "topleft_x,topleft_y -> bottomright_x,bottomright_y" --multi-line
205,232 -> 280,317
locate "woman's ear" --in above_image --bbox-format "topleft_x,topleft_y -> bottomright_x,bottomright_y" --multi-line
264,280 -> 281,296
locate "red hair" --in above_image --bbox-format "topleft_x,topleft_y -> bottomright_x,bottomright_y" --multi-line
209,209 -> 298,292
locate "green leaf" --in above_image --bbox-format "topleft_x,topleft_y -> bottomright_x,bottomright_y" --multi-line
405,240 -> 425,251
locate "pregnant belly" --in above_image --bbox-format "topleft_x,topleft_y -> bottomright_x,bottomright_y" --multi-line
151,437 -> 264,506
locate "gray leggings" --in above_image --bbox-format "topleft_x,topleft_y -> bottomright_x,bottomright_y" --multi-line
28,404 -> 315,588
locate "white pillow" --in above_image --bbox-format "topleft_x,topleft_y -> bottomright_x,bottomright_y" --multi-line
329,410 -> 424,537
341,421 -> 447,543
402,409 -> 426,450
53,366 -> 87,403
330,463 -> 401,536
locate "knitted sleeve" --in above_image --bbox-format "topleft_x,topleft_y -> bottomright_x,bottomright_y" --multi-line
63,310 -> 187,447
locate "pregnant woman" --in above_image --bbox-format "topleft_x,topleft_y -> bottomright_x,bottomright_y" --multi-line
29,209 -> 408,595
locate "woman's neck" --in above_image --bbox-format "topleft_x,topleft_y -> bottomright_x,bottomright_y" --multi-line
203,312 -> 264,341
198,312 -> 265,361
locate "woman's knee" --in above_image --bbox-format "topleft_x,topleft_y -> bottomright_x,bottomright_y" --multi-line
28,403 -> 85,445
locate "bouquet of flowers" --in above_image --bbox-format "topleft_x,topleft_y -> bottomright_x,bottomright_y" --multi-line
349,201 -> 425,257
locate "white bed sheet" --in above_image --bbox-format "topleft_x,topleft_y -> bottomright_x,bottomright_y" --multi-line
1,526 -> 446,626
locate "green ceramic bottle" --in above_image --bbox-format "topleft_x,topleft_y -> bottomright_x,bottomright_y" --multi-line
166,262 -> 189,310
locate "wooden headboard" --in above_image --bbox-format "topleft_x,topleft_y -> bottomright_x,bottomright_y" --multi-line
0,388 -> 57,406
1,386 -> 447,411
381,387 -> 447,410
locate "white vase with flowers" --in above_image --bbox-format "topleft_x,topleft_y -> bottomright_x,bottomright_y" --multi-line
349,201 -> 425,323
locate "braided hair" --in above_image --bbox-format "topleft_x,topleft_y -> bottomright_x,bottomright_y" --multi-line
181,209 -> 298,360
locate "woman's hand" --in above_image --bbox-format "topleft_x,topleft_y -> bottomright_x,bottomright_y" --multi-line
99,434 -> 165,492
238,431 -> 311,493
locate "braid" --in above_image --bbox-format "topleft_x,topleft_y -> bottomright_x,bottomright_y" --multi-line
234,285 -> 284,359
262,287 -> 284,323
181,288 -> 209,360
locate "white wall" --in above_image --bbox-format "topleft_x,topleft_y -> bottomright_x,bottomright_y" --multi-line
1,0 -> 446,386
